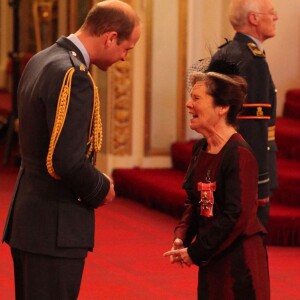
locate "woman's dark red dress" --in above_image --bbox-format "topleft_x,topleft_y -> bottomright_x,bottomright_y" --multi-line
175,133 -> 270,300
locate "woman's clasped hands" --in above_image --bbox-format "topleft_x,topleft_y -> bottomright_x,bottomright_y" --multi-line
163,238 -> 193,268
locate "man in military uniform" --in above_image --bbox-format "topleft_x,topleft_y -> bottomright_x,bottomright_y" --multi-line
2,1 -> 141,299
211,0 -> 278,228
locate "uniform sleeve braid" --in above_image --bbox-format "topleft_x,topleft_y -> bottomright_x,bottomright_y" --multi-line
46,67 -> 75,179
86,72 -> 103,160
46,68 -> 103,179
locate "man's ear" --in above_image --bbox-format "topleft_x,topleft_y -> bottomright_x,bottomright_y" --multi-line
105,31 -> 118,47
248,11 -> 259,26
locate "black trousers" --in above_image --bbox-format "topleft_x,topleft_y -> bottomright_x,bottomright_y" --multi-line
11,248 -> 85,300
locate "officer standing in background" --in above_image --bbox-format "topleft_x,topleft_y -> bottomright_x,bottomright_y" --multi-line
211,0 -> 279,228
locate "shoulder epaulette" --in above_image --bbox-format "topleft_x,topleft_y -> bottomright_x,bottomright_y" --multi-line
247,43 -> 265,57
218,38 -> 231,49
69,51 -> 88,73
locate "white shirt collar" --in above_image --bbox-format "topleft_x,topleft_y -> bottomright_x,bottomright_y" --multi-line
244,34 -> 264,52
67,34 -> 90,68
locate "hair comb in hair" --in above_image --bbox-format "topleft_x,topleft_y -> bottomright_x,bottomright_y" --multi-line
206,57 -> 241,76
186,56 -> 242,93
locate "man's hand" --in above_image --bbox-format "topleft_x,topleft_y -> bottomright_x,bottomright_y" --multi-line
103,173 -> 115,204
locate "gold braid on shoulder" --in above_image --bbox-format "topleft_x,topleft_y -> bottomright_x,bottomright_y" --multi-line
46,68 -> 103,179
86,72 -> 103,158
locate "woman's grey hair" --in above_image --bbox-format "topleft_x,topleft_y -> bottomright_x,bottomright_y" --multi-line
190,72 -> 242,89
189,71 -> 247,126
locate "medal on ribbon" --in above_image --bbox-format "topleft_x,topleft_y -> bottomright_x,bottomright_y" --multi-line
197,170 -> 216,217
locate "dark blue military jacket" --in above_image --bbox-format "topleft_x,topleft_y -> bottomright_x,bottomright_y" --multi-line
2,37 -> 110,258
211,32 -> 278,201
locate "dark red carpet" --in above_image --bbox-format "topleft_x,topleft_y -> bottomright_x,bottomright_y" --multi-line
1,167 -> 300,299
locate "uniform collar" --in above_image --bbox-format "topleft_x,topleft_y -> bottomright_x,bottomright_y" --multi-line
56,36 -> 86,65
244,34 -> 264,52
235,32 -> 264,52
67,34 -> 90,68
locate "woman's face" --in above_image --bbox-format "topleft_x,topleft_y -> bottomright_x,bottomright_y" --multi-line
186,81 -> 220,134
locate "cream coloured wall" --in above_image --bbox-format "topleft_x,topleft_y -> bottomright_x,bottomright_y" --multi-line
186,0 -> 230,140
265,0 -> 300,115
149,0 -> 179,152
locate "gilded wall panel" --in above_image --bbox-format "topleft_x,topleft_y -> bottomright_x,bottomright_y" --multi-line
108,0 -> 134,155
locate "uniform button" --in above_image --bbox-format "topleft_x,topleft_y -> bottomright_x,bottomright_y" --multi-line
77,197 -> 82,202
267,147 -> 270,151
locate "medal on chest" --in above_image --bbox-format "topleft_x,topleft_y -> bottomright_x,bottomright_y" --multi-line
197,170 -> 216,217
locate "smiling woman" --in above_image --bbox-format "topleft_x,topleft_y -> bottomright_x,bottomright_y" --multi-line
186,69 -> 246,144
163,61 -> 270,299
